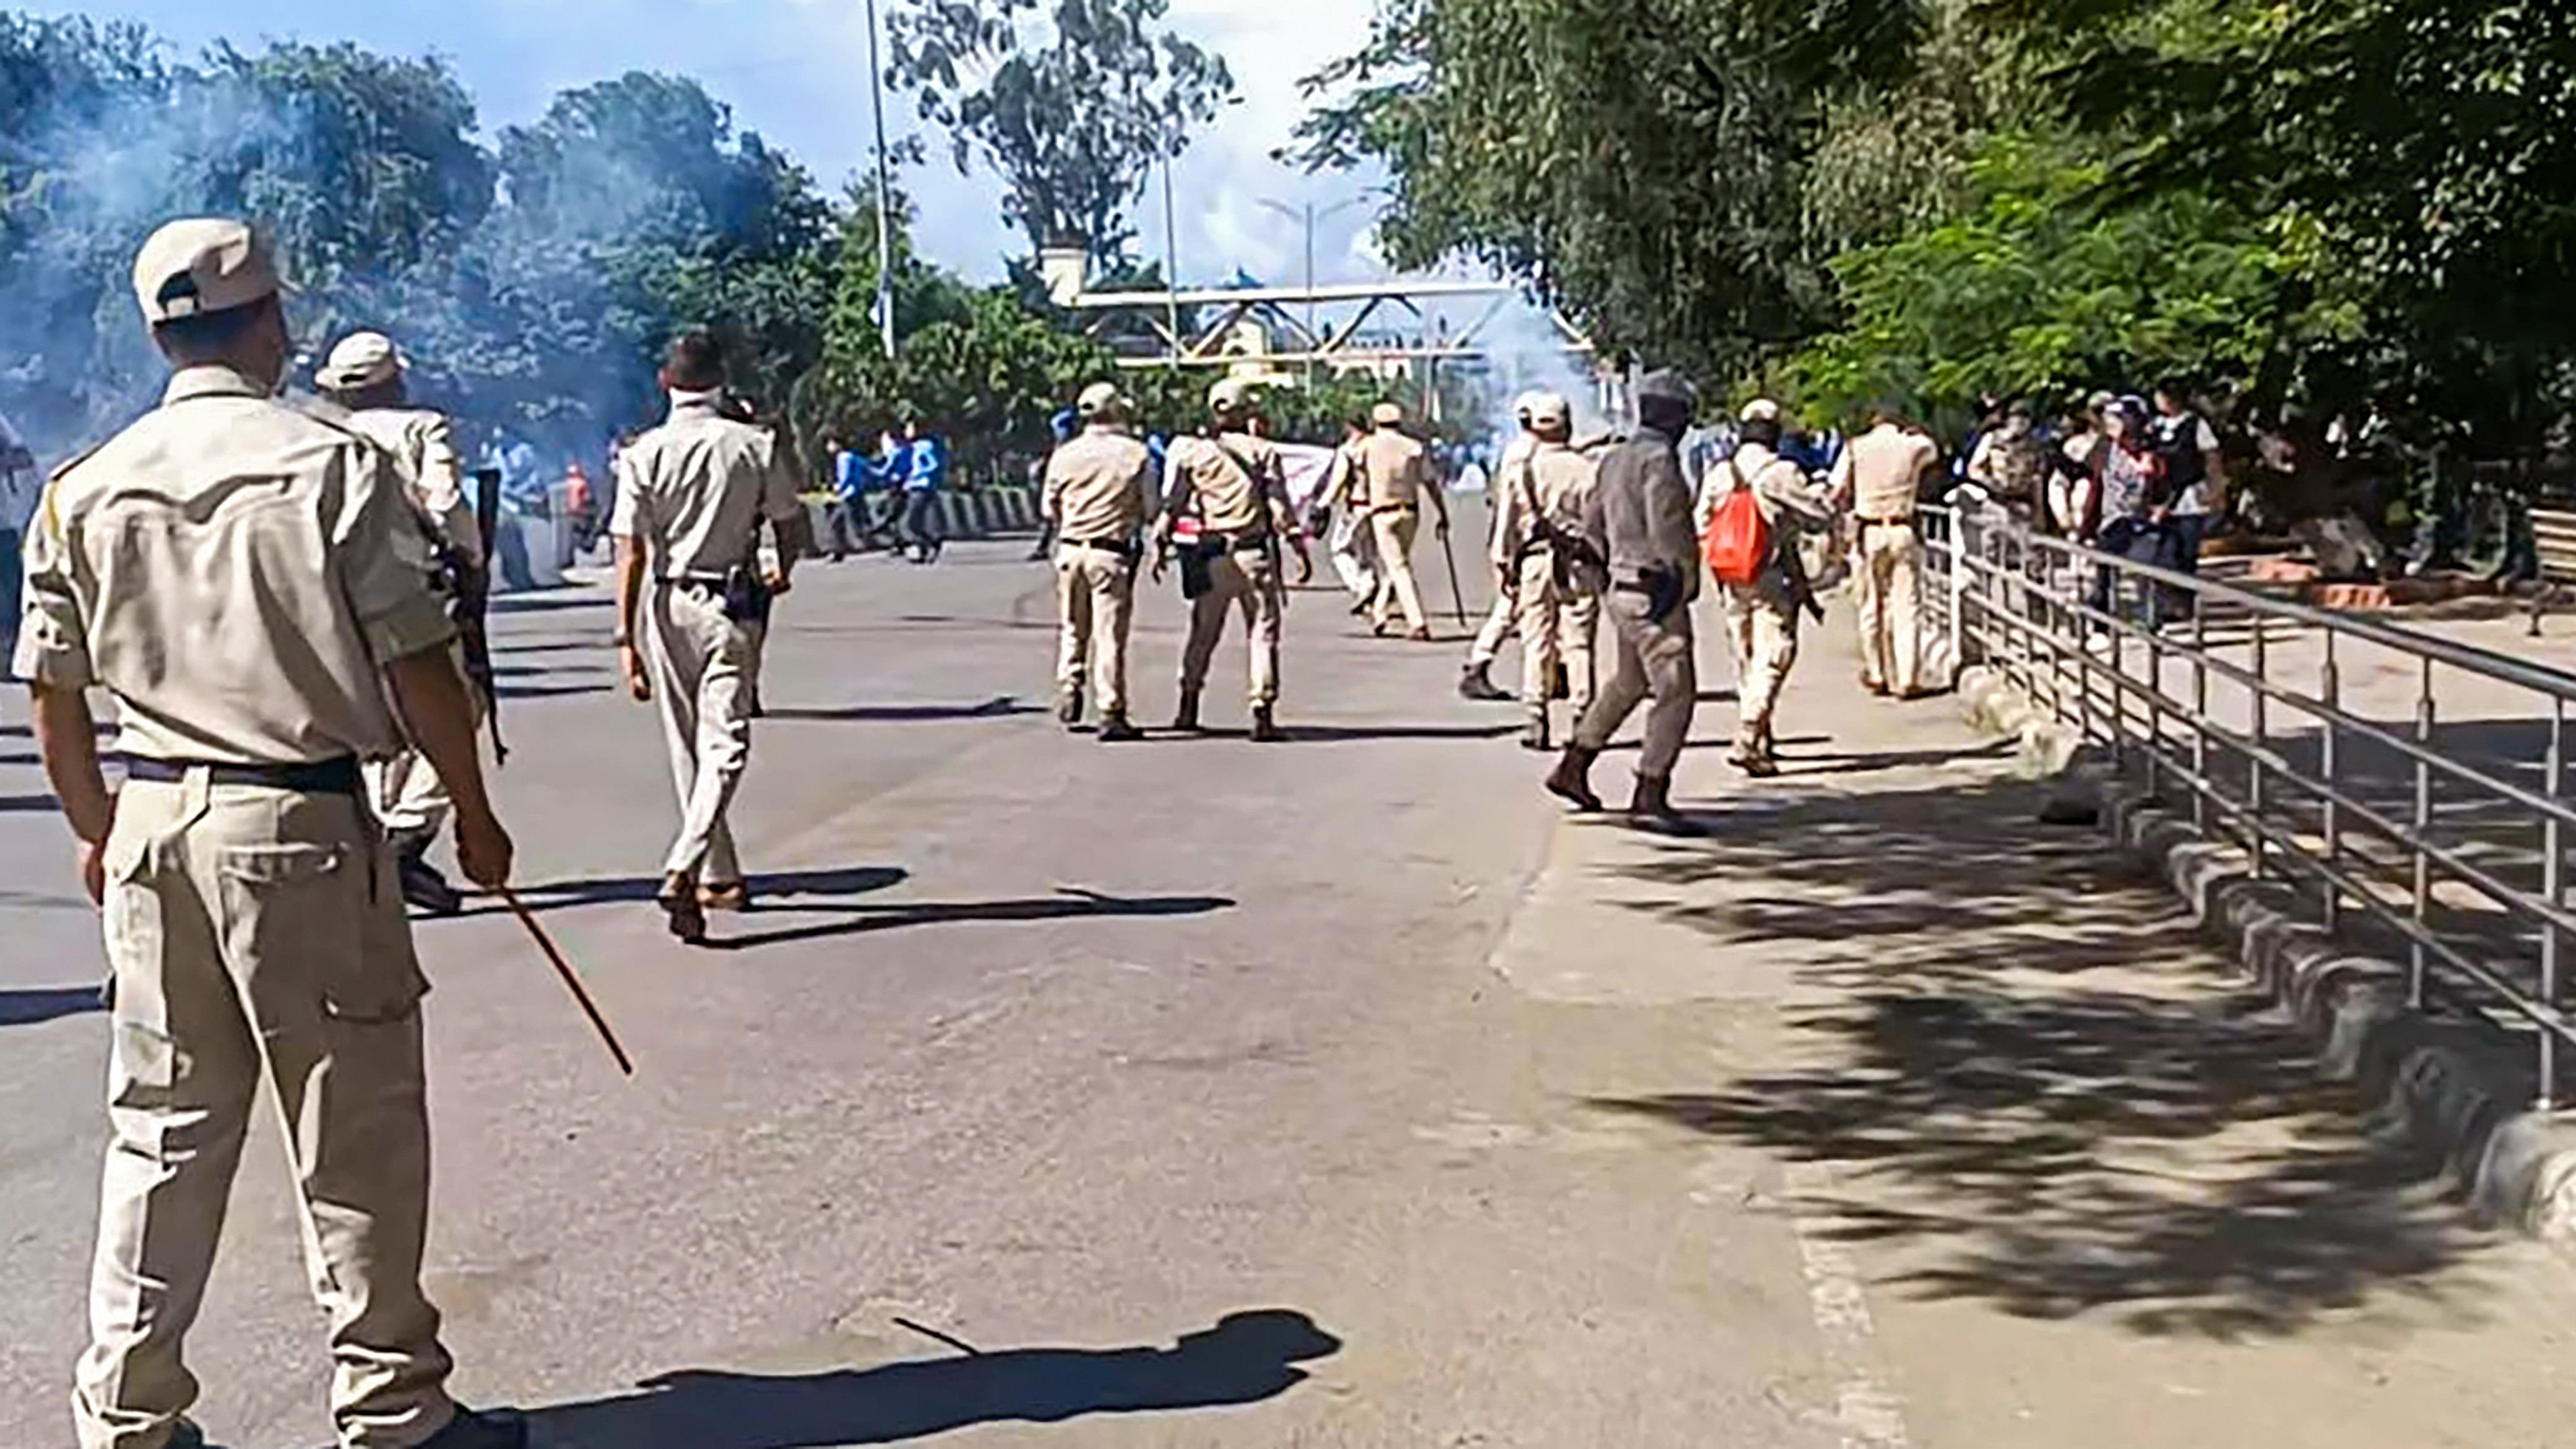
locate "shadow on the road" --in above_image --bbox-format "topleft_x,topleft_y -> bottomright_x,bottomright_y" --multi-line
496,678 -> 615,701
527,1310 -> 1339,1448
1585,776 -> 2498,1340
1,986 -> 104,1027
1250,722 -> 1519,744
2,790 -> 59,812
491,593 -> 610,616
704,886 -> 1235,953
763,696 -> 1035,724
457,867 -> 911,920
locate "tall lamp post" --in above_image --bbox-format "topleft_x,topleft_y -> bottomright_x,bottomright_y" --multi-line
863,0 -> 897,360
1256,194 -> 1371,382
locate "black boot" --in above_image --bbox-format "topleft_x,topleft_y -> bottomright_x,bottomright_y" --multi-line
1098,711 -> 1143,743
1545,743 -> 1604,812
657,872 -> 707,946
1458,662 -> 1510,702
392,830 -> 463,916
1171,688 -> 1203,733
1627,775 -> 1708,837
1728,725 -> 1780,779
1057,685 -> 1084,727
1250,705 -> 1286,743
1519,710 -> 1552,753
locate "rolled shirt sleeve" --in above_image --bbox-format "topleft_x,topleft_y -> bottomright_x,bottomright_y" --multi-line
334,448 -> 459,665
11,482 -> 93,688
412,414 -> 483,568
608,451 -> 649,542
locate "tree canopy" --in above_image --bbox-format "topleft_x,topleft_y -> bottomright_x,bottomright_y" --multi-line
885,0 -> 1235,259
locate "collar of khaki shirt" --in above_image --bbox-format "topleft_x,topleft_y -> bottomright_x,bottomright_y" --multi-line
667,389 -> 724,417
163,364 -> 274,407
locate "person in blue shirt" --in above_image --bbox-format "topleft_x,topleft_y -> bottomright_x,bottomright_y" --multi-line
894,418 -> 948,564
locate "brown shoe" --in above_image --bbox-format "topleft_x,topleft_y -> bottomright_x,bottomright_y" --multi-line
1407,626 -> 1433,642
658,872 -> 707,945
698,880 -> 752,912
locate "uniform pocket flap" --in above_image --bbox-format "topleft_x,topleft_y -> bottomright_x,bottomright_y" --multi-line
218,843 -> 349,886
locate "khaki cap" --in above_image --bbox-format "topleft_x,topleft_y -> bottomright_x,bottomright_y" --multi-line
1208,378 -> 1256,415
1740,398 -> 1783,425
1524,392 -> 1571,429
133,218 -> 281,323
1370,401 -> 1405,426
1076,381 -> 1124,417
318,331 -> 404,391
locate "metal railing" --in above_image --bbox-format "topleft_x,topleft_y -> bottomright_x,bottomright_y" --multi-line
1919,505 -> 2576,1109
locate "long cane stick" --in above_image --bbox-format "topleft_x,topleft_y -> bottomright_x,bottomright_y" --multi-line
1437,517 -> 1470,629
498,887 -> 635,1076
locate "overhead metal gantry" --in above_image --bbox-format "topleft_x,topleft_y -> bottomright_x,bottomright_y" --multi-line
1061,278 -> 1599,372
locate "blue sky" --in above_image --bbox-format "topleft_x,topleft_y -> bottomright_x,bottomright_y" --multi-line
27,0 -> 1393,284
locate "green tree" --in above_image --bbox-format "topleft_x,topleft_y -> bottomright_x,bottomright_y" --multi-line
1784,132 -> 2310,435
1294,0 -> 1936,379
885,0 -> 1235,259
1986,0 -> 2576,452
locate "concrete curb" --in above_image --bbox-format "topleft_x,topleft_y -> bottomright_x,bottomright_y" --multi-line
1956,668 -> 2576,1247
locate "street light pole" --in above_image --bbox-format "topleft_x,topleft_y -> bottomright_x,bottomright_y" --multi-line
863,0 -> 897,360
1258,194 -> 1370,381
1162,142 -> 1182,373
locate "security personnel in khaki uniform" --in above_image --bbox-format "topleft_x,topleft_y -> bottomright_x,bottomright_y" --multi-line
1701,400 -> 1835,776
317,331 -> 485,915
1830,407 -> 1940,698
609,330 -> 803,944
1044,381 -> 1154,742
1492,393 -> 1603,751
17,220 -> 522,1449
1357,401 -> 1451,641
1316,416 -> 1380,612
1159,378 -> 1295,742
1545,370 -> 1705,836
1458,392 -> 1545,703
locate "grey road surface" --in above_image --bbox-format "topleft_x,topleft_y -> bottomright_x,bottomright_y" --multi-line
6,534 -> 2574,1449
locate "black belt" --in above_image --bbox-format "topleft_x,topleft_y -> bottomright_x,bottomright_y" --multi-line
1861,516 -> 1916,528
1200,532 -> 1272,555
123,755 -> 363,796
1063,537 -> 1140,555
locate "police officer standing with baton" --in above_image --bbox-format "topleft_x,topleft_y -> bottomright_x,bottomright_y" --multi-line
18,218 -> 526,1449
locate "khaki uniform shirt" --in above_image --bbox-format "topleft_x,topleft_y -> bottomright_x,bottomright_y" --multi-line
1320,439 -> 1370,513
1493,439 -> 1596,569
1832,423 -> 1938,522
1043,426 -> 1154,543
12,365 -> 457,765
1486,433 -> 1539,566
609,394 -> 802,578
1360,429 -> 1431,511
1164,431 -> 1289,538
343,406 -> 481,566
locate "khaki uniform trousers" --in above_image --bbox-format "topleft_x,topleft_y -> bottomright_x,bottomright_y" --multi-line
1467,587 -> 1518,668
1180,547 -> 1285,706
80,774 -> 455,1449
644,584 -> 756,883
1515,553 -> 1598,713
1855,519 -> 1923,694
1055,542 -> 1138,717
1724,579 -> 1799,746
1575,586 -> 1698,780
1368,508 -> 1428,632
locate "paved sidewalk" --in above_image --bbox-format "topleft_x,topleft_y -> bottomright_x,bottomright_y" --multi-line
1490,600 -> 2576,1449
